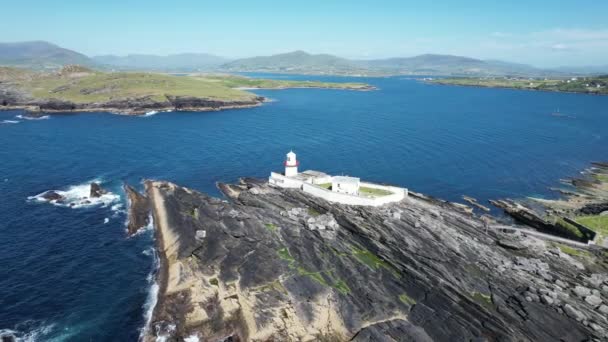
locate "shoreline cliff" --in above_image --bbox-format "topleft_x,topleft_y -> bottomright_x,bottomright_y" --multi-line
133,177 -> 608,341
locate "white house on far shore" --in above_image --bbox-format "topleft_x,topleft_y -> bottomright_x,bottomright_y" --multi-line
268,151 -> 407,206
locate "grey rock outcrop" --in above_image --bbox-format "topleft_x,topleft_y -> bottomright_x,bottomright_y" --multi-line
89,182 -> 106,198
142,179 -> 608,341
124,184 -> 150,235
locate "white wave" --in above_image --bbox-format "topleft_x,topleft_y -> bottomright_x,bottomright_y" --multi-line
0,322 -> 56,342
15,114 -> 50,120
143,110 -> 159,117
140,233 -> 160,340
129,214 -> 154,237
184,335 -> 200,342
28,179 -> 120,209
104,218 -> 110,224
1,120 -> 20,124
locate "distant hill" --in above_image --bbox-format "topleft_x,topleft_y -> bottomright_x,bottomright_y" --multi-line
0,41 -> 93,69
553,65 -> 608,75
220,51 -> 559,76
1,41 -> 602,77
93,53 -> 229,72
219,51 -> 369,75
357,54 -> 553,76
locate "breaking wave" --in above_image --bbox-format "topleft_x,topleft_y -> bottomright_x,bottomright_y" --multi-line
0,322 -> 56,342
15,115 -> 50,120
1,120 -> 20,124
28,179 -> 120,209
139,235 -> 160,340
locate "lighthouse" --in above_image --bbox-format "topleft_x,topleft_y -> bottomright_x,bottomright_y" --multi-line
284,151 -> 299,177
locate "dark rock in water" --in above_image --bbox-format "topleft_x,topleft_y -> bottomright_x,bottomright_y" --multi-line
40,190 -> 64,202
1,335 -> 16,342
90,182 -> 107,198
143,179 -> 607,341
578,202 -> 608,216
124,184 -> 150,235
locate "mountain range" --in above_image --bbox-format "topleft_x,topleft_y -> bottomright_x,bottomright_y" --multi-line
1,41 -> 606,76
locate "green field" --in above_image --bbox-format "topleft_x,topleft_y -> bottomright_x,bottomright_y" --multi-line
359,186 -> 393,197
2,66 -> 373,105
576,215 -> 608,244
198,74 -> 373,90
430,76 -> 608,95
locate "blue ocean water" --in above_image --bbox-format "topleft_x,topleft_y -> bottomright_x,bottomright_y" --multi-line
0,75 -> 607,340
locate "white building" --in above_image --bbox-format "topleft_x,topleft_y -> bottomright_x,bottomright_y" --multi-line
332,176 -> 360,195
268,151 -> 407,206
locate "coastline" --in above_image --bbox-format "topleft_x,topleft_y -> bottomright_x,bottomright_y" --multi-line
143,181 -> 171,342
426,80 -> 608,97
0,99 -> 264,116
136,176 -> 608,341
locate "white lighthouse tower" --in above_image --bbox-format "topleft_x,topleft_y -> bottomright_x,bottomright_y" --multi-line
284,151 -> 299,177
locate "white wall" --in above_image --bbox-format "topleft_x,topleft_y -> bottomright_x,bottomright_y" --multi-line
302,182 -> 407,207
269,172 -> 303,188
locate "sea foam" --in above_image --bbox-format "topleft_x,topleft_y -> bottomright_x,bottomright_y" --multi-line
15,114 -> 50,120
0,322 -> 56,342
139,225 -> 160,340
28,179 -> 120,209
1,120 -> 20,124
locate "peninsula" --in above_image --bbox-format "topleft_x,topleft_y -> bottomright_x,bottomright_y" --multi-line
0,66 -> 374,115
428,76 -> 608,95
123,154 -> 608,341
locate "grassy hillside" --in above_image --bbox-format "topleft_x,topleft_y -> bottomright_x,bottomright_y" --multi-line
197,74 -> 373,90
2,67 -> 373,105
429,76 -> 608,95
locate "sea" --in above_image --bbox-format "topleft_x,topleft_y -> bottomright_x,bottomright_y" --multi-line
0,74 -> 607,341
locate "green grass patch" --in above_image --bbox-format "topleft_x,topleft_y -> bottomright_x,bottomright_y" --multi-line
332,280 -> 351,295
359,186 -> 393,197
351,247 -> 399,277
277,247 -> 296,264
297,267 -> 329,287
555,243 -> 591,258
209,278 -> 219,286
554,218 -> 584,238
399,293 -> 416,306
265,223 -> 278,232
592,174 -> 608,182
317,183 -> 332,189
471,291 -> 493,310
352,247 -> 387,270
576,215 -> 608,235
308,207 -> 321,217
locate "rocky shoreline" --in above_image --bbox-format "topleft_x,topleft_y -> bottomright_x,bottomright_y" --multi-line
0,95 -> 266,116
124,177 -> 608,341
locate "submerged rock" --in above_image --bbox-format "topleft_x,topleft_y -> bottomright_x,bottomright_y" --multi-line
40,190 -> 64,202
143,178 -> 608,341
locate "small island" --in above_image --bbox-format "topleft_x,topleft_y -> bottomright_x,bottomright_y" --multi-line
428,76 -> 608,95
0,66 -> 375,115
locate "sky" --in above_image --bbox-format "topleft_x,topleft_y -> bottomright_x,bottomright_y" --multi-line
2,0 -> 607,67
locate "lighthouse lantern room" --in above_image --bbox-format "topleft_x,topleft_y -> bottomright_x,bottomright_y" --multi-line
284,151 -> 299,177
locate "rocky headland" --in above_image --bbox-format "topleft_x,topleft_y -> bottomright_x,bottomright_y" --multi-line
0,66 -> 373,116
490,162 -> 608,247
124,176 -> 608,341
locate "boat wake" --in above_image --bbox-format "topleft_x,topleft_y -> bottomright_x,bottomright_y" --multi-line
28,179 -> 120,209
